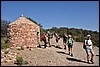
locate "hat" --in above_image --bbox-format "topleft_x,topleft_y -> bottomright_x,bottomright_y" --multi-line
47,31 -> 50,33
87,35 -> 91,37
68,35 -> 71,37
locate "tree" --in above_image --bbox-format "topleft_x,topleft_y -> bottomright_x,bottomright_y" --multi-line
1,19 -> 10,49
46,26 -> 99,47
1,19 -> 10,37
26,17 -> 43,27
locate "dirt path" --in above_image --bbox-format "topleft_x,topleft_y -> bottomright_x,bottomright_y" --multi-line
1,37 -> 99,66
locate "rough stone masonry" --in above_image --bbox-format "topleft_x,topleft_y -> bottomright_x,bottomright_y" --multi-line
7,15 -> 40,48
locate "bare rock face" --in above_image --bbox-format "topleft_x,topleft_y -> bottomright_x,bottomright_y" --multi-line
7,16 -> 40,48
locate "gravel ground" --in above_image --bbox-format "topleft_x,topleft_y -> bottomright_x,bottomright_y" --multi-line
1,37 -> 99,66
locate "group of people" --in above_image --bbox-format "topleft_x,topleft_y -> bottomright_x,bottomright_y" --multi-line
37,31 -> 94,64
62,34 -> 94,64
41,32 -> 74,57
63,34 -> 95,64
54,33 -> 74,56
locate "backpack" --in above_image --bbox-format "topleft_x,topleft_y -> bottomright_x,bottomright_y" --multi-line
83,40 -> 87,49
68,38 -> 73,45
83,43 -> 86,49
63,35 -> 67,41
42,34 -> 46,40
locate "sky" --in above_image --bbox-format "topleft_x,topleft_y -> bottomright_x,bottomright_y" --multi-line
1,1 -> 99,32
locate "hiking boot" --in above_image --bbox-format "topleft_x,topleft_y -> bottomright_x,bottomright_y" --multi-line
91,61 -> 94,64
64,48 -> 66,50
87,61 -> 90,64
64,46 -> 66,50
44,47 -> 46,48
55,46 -> 58,48
71,53 -> 73,57
68,52 -> 70,55
37,45 -> 41,48
44,46 -> 46,48
58,45 -> 60,47
90,59 -> 94,64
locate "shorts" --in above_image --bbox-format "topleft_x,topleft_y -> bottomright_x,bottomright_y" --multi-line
68,44 -> 72,48
85,46 -> 94,55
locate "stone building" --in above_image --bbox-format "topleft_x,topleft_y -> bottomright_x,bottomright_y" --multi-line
7,15 -> 40,48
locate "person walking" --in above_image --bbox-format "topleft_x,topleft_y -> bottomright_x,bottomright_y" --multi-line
42,33 -> 47,48
54,33 -> 60,48
67,35 -> 74,56
37,32 -> 41,48
84,35 -> 94,64
47,31 -> 51,47
63,33 -> 68,50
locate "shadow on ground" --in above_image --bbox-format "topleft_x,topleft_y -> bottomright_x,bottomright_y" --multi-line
56,51 -> 69,55
51,44 -> 55,47
96,55 -> 99,57
37,44 -> 63,49
51,44 -> 63,49
66,57 -> 87,63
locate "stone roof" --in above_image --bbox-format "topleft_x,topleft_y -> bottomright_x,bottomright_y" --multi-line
9,16 -> 40,27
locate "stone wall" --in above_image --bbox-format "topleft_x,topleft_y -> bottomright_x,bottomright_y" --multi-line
7,16 -> 40,48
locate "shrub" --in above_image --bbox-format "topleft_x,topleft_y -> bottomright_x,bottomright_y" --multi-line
1,43 -> 9,49
16,56 -> 23,66
1,37 -> 9,49
21,46 -> 24,50
75,37 -> 84,42
4,50 -> 9,54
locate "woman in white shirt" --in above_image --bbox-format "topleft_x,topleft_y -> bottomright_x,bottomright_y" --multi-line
84,35 -> 94,64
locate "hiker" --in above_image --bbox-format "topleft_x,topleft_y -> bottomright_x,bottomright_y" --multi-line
37,32 -> 41,48
63,33 -> 68,50
47,31 -> 51,47
42,33 -> 47,48
54,33 -> 60,48
84,35 -> 94,64
67,35 -> 74,56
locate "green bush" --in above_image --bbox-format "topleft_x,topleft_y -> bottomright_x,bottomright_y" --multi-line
1,37 -> 9,49
21,46 -> 24,50
16,56 -> 23,66
76,37 -> 84,42
1,43 -> 9,49
4,50 -> 9,54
